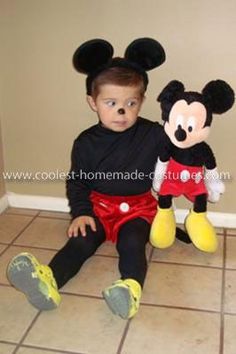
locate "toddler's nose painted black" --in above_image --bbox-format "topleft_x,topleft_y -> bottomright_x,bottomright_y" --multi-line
118,108 -> 125,115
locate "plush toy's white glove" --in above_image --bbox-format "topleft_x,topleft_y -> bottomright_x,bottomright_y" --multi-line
152,158 -> 169,193
205,168 -> 225,203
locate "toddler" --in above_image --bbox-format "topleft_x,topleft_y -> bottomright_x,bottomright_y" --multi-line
7,38 -> 190,319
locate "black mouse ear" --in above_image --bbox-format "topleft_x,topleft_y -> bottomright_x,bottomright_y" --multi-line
202,80 -> 235,114
157,80 -> 185,103
124,38 -> 166,71
73,39 -> 114,74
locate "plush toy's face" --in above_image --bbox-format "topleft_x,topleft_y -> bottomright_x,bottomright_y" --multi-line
164,99 -> 210,148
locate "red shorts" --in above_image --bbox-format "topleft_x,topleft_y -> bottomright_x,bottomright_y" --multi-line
159,158 -> 207,202
90,191 -> 157,243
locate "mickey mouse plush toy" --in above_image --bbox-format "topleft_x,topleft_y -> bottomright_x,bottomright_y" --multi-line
150,80 -> 234,252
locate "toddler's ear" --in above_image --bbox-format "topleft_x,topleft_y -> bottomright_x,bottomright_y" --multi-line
86,95 -> 97,112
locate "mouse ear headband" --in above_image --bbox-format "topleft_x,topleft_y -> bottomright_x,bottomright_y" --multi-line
72,38 -> 166,94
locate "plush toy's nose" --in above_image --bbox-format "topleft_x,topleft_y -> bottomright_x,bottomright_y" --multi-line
117,108 -> 125,115
175,125 -> 187,141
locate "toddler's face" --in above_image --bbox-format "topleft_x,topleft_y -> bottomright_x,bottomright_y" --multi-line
87,84 -> 144,132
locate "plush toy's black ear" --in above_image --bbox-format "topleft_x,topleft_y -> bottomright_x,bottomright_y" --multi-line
157,80 -> 185,103
73,39 -> 114,74
124,38 -> 166,71
202,80 -> 235,114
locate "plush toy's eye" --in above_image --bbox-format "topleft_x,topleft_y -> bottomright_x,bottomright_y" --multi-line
187,116 -> 196,133
175,114 -> 184,129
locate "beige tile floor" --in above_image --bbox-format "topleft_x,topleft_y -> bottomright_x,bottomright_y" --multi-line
0,207 -> 236,354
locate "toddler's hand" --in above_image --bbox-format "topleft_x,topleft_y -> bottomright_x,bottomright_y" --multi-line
67,216 -> 97,238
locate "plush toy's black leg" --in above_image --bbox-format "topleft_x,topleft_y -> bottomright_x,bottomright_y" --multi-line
159,194 -> 172,208
176,227 -> 192,244
182,194 -> 207,244
193,194 -> 207,213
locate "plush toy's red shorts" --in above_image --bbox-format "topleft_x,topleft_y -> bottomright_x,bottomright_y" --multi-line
159,158 -> 207,202
90,191 -> 157,243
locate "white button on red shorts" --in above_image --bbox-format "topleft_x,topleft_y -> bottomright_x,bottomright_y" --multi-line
119,202 -> 130,212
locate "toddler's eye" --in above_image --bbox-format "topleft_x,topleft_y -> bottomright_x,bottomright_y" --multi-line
106,100 -> 116,107
127,100 -> 137,107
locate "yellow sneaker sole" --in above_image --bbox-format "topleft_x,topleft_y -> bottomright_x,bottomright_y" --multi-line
7,253 -> 61,310
102,284 -> 131,319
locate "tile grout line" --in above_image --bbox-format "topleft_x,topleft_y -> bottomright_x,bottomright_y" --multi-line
0,339 -> 18,346
1,243 -> 65,253
0,242 -> 118,259
0,283 -> 12,287
0,304 -> 85,354
1,241 -> 227,270
116,320 -> 131,354
2,285 -> 225,317
59,292 -> 104,300
16,343 -> 86,354
148,245 -> 155,263
4,212 -> 39,217
5,210 -> 70,221
1,279 -> 233,318
0,212 -> 41,257
224,311 -> 236,316
3,241 -> 234,271
219,228 -> 227,354
12,311 -> 42,354
1,233 -> 231,272
37,215 -> 71,221
151,259 -> 224,270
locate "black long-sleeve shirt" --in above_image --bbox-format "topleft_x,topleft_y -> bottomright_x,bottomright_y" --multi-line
66,117 -> 163,219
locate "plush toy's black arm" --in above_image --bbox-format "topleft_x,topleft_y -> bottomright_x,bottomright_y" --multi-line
202,142 -> 217,170
158,130 -> 172,162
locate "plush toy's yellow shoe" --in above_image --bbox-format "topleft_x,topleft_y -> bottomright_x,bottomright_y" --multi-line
7,252 -> 61,310
150,207 -> 176,248
185,210 -> 218,253
102,278 -> 141,319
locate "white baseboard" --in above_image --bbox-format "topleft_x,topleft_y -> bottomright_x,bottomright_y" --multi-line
0,194 -> 9,213
7,192 -> 70,213
4,192 -> 236,229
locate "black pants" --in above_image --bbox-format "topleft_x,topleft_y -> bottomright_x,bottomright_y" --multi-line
49,217 -> 191,289
49,217 -> 149,289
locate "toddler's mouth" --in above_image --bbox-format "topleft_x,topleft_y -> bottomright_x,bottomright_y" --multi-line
113,120 -> 127,125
